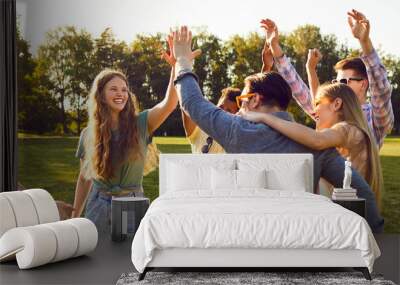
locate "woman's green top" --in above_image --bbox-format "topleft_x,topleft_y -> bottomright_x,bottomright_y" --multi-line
76,110 -> 150,192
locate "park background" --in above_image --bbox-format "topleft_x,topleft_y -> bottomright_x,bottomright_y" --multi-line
16,0 -> 399,232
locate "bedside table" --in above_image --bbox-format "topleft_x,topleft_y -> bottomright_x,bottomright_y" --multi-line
111,197 -> 150,242
332,198 -> 366,218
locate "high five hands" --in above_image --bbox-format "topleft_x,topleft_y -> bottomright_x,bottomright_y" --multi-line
162,26 -> 201,71
161,32 -> 176,66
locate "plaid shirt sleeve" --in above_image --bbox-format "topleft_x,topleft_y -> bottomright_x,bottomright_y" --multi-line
274,55 -> 315,119
361,49 -> 394,148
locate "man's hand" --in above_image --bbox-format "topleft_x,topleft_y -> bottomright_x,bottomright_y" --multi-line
261,41 -> 274,73
172,26 -> 201,74
306,48 -> 322,70
56,200 -> 75,220
347,9 -> 370,43
347,9 -> 373,55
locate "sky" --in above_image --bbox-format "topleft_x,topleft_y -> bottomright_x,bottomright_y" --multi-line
17,0 -> 400,57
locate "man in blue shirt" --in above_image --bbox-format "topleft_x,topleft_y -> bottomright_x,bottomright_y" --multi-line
171,26 -> 383,233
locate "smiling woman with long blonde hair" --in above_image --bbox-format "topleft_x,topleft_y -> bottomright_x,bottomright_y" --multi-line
72,68 -> 177,232
240,83 -> 383,209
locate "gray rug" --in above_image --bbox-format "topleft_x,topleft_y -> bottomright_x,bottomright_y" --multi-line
117,271 -> 396,285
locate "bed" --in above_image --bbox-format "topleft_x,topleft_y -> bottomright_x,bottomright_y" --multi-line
131,154 -> 380,280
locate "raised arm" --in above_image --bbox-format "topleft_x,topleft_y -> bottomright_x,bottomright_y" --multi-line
176,75 -> 242,149
146,67 -> 178,134
172,26 -> 246,150
260,18 -> 316,119
261,39 -> 273,73
160,33 -> 199,138
240,110 -> 344,150
347,9 -> 373,55
306,48 -> 322,100
348,9 -> 394,147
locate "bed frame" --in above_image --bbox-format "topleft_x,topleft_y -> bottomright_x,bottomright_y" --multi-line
138,154 -> 371,280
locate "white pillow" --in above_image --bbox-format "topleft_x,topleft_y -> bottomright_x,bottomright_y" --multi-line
238,159 -> 307,192
211,169 -> 268,191
236,169 -> 267,189
167,160 -> 236,191
167,162 -> 210,191
267,166 -> 306,191
211,168 -> 236,190
167,160 -> 235,192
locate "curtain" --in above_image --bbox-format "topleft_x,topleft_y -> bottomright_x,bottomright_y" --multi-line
0,0 -> 17,192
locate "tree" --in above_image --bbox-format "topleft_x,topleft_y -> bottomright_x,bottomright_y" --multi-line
18,24 -> 399,136
382,55 -> 400,134
192,30 -> 230,103
36,26 -> 94,134
225,33 -> 264,89
93,28 -> 128,71
66,31 -> 95,134
17,23 -> 60,134
123,34 -> 169,110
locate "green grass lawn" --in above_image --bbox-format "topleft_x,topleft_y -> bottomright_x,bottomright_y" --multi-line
17,136 -> 399,233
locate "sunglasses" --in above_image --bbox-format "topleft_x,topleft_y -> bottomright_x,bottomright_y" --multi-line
332,77 -> 364,84
201,136 -> 213,154
236,93 -> 257,108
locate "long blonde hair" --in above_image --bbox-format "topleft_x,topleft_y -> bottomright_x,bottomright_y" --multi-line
318,83 -> 383,208
82,69 -> 142,180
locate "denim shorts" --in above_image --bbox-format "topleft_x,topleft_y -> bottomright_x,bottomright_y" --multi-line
85,187 -> 144,234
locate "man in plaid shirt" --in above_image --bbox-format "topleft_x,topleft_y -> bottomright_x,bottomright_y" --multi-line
262,10 -> 394,149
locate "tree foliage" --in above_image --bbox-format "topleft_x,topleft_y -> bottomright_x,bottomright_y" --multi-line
17,25 -> 400,135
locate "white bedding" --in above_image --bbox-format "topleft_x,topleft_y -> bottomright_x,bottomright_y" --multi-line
131,190 -> 380,273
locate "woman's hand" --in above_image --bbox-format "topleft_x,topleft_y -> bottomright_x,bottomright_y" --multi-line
161,33 -> 176,66
238,110 -> 266,123
56,200 -> 75,220
260,19 -> 279,47
260,19 -> 283,58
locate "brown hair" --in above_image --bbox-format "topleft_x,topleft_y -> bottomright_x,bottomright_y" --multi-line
334,57 -> 368,79
244,72 -> 292,110
317,83 -> 383,208
217,87 -> 242,106
82,69 -> 142,180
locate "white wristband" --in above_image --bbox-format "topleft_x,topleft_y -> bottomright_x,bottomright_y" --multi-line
175,57 -> 193,76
